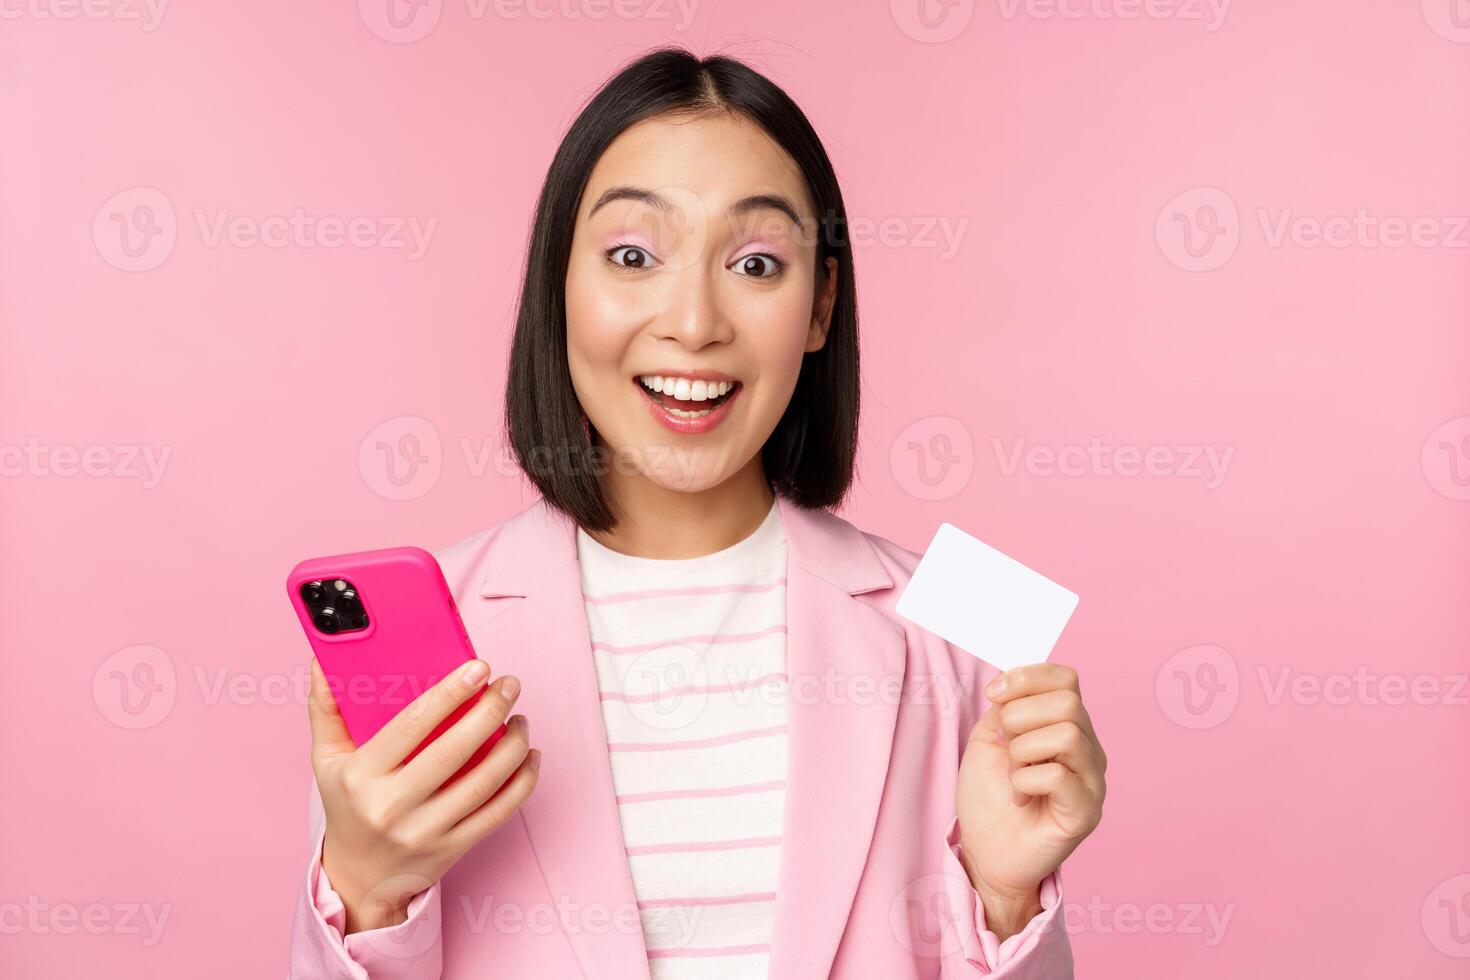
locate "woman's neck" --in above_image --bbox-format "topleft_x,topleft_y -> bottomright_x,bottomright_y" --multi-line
585,457 -> 776,560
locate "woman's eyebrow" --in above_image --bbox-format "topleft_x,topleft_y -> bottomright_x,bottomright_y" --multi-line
587,185 -> 806,229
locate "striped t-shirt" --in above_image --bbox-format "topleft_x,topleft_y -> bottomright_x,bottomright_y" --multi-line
574,498 -> 789,980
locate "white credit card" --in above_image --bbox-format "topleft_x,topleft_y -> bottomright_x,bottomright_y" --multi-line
895,523 -> 1079,671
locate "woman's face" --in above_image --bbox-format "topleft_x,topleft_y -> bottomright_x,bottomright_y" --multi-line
564,111 -> 838,496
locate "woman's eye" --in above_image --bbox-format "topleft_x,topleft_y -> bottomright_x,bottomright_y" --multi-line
732,253 -> 783,279
606,245 -> 657,271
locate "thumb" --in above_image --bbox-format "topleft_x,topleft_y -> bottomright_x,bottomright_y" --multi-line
307,657 -> 357,761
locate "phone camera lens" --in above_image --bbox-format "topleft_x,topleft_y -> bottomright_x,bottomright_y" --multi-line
303,581 -> 326,605
315,609 -> 340,634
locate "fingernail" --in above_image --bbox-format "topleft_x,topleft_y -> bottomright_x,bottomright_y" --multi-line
502,675 -> 521,701
528,748 -> 541,770
986,674 -> 1007,698
462,660 -> 489,686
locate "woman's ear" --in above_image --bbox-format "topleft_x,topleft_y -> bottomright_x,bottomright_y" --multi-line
805,255 -> 840,353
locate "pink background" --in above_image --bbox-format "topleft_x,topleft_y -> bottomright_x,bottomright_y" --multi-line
2,1 -> 1468,976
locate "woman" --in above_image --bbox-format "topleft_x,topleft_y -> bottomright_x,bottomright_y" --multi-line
290,46 -> 1105,979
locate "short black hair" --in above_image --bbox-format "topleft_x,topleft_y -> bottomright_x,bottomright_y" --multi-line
504,46 -> 860,533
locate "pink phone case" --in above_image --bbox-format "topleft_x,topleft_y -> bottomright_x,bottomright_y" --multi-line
286,546 -> 506,782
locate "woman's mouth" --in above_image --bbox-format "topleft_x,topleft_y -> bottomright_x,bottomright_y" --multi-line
634,374 -> 742,435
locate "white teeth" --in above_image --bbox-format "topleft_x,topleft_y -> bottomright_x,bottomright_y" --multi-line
637,376 -> 736,401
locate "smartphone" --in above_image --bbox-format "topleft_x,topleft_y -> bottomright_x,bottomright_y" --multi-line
286,546 -> 507,783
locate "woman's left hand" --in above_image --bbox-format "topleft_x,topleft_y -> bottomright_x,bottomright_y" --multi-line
956,663 -> 1106,934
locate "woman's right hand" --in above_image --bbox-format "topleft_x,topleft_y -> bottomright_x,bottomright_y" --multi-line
307,656 -> 540,935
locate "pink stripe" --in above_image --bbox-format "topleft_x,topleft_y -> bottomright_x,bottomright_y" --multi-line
585,578 -> 786,606
647,943 -> 771,959
591,624 -> 787,656
606,724 -> 788,753
625,835 -> 783,857
637,891 -> 777,910
600,672 -> 788,704
616,780 -> 787,805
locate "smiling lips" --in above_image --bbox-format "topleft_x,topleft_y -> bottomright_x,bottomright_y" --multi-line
634,372 -> 743,434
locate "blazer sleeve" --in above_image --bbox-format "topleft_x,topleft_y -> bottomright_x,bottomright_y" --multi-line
938,652 -> 1075,978
937,815 -> 1071,977
288,779 -> 445,980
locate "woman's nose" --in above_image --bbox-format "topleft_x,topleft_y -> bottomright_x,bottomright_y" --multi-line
653,267 -> 736,350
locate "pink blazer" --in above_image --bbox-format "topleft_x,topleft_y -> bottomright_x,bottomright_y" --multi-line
289,495 -> 1073,979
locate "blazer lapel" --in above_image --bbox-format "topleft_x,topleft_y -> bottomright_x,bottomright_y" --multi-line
471,495 -> 905,980
766,496 -> 905,980
477,500 -> 653,980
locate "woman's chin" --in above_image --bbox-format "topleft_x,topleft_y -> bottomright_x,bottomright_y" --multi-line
602,441 -> 732,494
